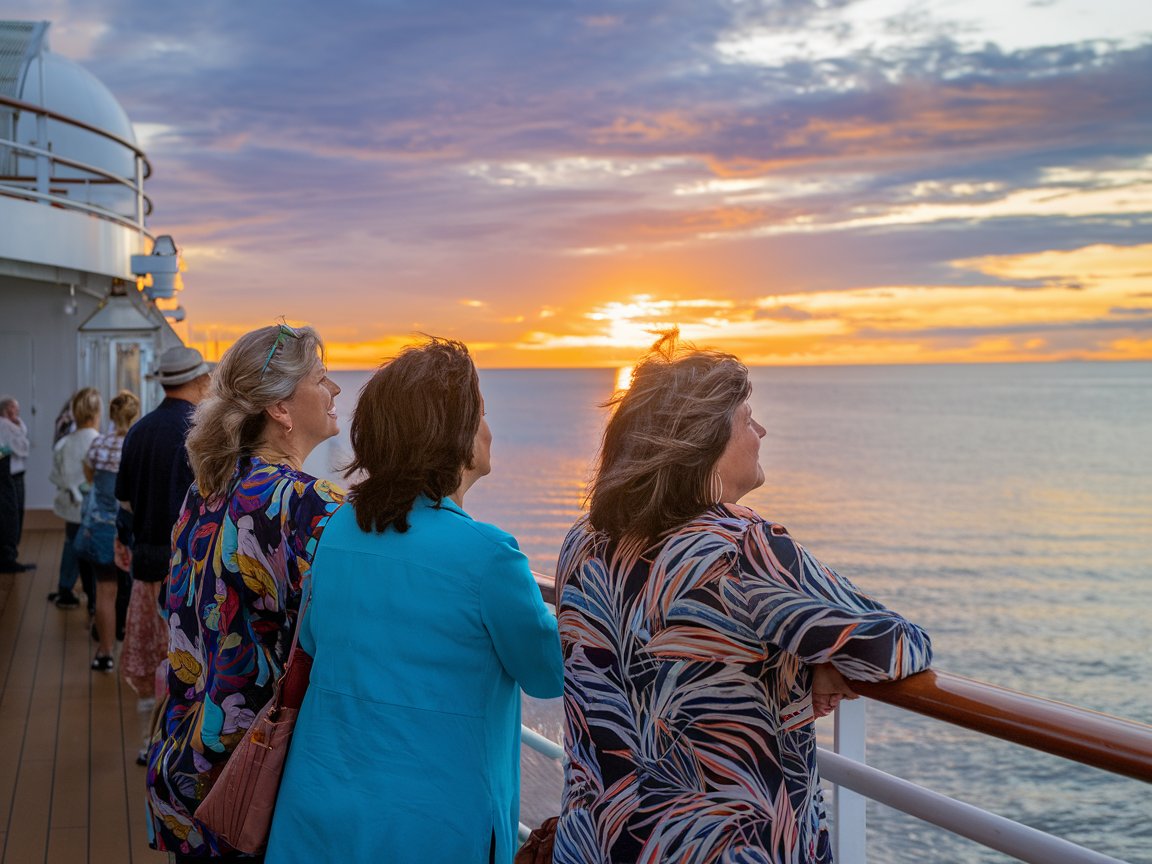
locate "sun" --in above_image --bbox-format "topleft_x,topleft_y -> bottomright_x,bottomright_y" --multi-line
588,296 -> 677,348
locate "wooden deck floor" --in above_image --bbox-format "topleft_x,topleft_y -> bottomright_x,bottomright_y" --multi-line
0,525 -> 563,862
0,527 -> 163,864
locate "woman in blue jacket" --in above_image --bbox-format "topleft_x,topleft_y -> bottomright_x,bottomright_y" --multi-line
267,337 -> 563,864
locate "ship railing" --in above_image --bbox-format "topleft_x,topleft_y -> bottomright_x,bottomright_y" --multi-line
0,93 -> 153,233
520,573 -> 1152,863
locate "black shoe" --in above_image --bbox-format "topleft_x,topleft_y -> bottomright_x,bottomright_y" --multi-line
91,654 -> 114,672
54,590 -> 81,610
0,561 -> 35,573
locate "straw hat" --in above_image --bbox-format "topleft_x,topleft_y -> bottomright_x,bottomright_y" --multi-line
152,346 -> 210,386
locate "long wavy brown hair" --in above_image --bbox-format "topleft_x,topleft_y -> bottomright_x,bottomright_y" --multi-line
588,331 -> 750,544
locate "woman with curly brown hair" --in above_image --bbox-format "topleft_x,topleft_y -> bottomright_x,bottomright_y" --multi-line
266,336 -> 563,864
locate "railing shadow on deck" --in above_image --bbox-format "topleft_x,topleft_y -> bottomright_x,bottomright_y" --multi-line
524,573 -> 1152,864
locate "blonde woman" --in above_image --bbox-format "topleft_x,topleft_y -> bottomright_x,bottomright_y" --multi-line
77,390 -> 141,670
49,387 -> 101,611
145,324 -> 345,862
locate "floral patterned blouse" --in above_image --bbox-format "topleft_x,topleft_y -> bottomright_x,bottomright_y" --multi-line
554,504 -> 933,864
145,456 -> 344,855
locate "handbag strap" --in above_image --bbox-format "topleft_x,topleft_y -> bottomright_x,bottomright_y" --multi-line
269,581 -> 312,710
286,580 -> 311,660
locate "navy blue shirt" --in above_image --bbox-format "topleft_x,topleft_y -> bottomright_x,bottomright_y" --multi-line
115,396 -> 196,582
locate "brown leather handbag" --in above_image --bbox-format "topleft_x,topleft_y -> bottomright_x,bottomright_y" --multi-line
514,816 -> 558,864
193,600 -> 313,854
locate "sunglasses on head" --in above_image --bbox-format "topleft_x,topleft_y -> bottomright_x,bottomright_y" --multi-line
259,323 -> 301,377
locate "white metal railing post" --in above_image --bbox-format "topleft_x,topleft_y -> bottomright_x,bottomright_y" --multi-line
35,112 -> 50,198
832,697 -> 868,864
135,152 -> 145,229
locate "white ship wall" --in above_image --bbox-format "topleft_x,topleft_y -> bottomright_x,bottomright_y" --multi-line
0,195 -> 145,279
0,273 -> 102,511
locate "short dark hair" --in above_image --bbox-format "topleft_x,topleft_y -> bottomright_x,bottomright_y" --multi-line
346,337 -> 482,534
588,331 -> 750,543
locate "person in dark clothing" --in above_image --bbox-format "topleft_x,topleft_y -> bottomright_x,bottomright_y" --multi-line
0,453 -> 22,572
115,345 -> 211,762
0,396 -> 34,573
116,346 -> 212,585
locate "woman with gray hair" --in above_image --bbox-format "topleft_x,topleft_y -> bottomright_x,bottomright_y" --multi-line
145,323 -> 345,862
554,332 -> 933,864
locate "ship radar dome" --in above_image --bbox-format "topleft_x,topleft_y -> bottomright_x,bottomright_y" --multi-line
1,20 -> 141,192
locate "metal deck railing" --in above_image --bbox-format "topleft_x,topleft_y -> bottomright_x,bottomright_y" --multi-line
521,573 -> 1152,863
0,93 -> 153,233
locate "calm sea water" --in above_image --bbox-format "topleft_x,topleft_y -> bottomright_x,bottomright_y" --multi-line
304,362 -> 1152,864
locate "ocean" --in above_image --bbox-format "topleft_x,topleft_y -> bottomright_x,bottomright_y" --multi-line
304,361 -> 1152,864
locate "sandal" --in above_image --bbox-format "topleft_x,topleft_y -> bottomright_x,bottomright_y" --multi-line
91,654 -> 114,672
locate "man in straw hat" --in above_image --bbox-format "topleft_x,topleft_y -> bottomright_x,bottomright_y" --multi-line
116,345 -> 212,586
116,345 -> 212,761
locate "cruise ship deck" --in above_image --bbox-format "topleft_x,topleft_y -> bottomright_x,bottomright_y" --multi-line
0,525 -> 565,864
0,523 -> 157,864
3,523 -> 1149,864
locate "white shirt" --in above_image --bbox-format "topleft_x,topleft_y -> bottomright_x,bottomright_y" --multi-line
0,416 -> 29,475
50,427 -> 99,523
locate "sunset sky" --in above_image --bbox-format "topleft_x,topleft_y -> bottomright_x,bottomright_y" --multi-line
18,0 -> 1152,367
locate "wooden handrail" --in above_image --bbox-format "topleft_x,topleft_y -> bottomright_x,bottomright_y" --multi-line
854,670 -> 1152,784
534,572 -> 1152,784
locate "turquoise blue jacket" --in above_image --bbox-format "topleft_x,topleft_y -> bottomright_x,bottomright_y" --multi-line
266,496 -> 563,864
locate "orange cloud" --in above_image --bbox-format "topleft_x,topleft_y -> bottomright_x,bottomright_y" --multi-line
592,111 -> 704,144
185,242 -> 1152,368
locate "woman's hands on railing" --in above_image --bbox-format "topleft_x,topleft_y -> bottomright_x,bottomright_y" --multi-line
534,570 -> 1152,783
813,663 -> 859,718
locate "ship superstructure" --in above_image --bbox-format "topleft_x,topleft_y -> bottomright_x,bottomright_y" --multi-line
0,20 -> 189,511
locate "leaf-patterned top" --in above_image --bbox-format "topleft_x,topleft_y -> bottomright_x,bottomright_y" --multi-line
145,456 -> 344,855
554,504 -> 933,864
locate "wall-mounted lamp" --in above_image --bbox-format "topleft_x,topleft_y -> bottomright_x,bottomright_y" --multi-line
63,284 -> 78,316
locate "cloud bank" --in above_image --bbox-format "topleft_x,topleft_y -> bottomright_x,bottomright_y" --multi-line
14,0 -> 1152,364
